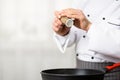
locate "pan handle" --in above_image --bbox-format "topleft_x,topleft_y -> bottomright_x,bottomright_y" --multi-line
106,62 -> 120,71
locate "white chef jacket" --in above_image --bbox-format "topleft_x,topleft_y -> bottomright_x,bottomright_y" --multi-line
53,0 -> 120,63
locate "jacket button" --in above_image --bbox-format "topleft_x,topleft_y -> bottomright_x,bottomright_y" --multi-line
87,14 -> 90,17
76,54 -> 79,56
83,35 -> 86,38
91,57 -> 94,59
102,17 -> 105,20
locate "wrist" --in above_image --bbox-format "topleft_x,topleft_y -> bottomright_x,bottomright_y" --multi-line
82,20 -> 91,31
61,30 -> 70,36
86,23 -> 92,31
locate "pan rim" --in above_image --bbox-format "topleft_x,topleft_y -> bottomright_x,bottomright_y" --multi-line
41,68 -> 105,76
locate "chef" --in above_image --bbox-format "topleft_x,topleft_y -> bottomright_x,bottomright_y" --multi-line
52,0 -> 120,80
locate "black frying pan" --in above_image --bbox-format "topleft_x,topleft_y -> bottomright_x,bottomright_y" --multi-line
41,62 -> 120,80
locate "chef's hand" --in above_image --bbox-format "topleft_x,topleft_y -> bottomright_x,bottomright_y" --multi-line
60,8 -> 91,31
52,11 -> 70,36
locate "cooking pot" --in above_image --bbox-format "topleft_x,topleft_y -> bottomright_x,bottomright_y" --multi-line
41,62 -> 120,80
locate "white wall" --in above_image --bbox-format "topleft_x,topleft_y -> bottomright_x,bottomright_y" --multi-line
0,0 -> 75,80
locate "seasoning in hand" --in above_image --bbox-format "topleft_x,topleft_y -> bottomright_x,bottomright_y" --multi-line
60,16 -> 74,27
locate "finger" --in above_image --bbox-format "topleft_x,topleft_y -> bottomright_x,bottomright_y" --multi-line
56,18 -> 62,25
54,11 -> 61,18
66,12 -> 85,21
52,22 -> 60,31
53,19 -> 63,29
53,18 -> 59,27
54,17 -> 62,24
54,25 -> 63,32
66,14 -> 80,19
54,18 -> 62,26
61,8 -> 81,16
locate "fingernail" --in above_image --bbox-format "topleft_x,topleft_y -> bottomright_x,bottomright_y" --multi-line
72,18 -> 75,20
58,15 -> 61,18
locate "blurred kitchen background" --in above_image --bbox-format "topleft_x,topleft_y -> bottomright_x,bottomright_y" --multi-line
0,0 -> 75,80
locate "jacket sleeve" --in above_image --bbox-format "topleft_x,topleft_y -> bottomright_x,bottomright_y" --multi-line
53,26 -> 83,53
87,18 -> 120,58
86,1 -> 120,58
